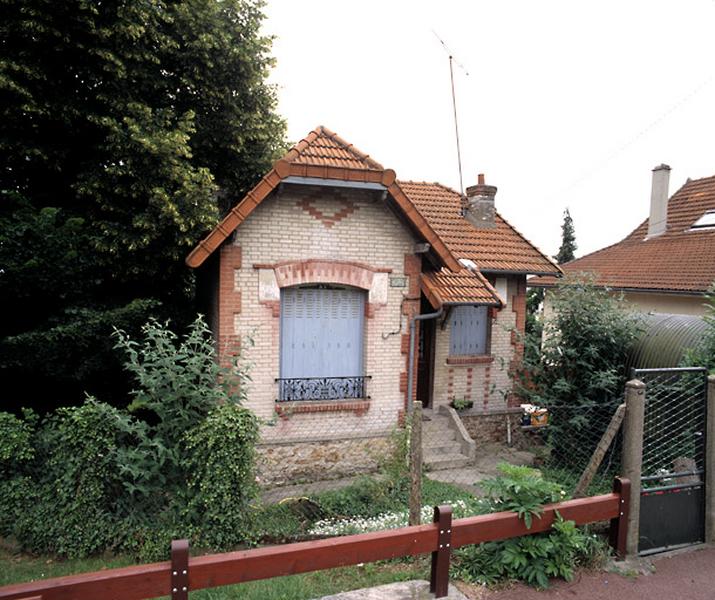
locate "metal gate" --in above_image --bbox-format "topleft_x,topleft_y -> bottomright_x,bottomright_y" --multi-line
633,367 -> 708,555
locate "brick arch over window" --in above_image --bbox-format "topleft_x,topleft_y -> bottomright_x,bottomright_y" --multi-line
272,259 -> 389,290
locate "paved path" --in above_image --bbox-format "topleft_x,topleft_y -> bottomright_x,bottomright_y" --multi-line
455,546 -> 715,600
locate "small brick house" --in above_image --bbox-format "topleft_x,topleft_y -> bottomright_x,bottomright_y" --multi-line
186,127 -> 560,484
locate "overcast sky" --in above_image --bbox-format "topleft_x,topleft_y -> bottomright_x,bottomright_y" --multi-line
263,1 -> 715,259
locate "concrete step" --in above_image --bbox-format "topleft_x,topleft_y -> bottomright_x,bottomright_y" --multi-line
422,418 -> 451,433
424,453 -> 472,470
422,440 -> 462,455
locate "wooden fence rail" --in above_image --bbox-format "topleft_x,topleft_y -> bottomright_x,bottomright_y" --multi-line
0,478 -> 630,600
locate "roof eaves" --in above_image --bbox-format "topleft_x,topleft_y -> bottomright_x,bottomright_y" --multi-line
185,167 -> 283,268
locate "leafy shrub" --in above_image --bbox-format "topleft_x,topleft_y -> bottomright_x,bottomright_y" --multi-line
453,464 -> 607,588
521,276 -> 641,407
518,276 -> 642,466
114,316 -> 249,449
2,316 -> 259,560
482,464 -> 565,528
182,403 -> 259,550
10,400 -> 134,557
0,411 -> 35,476
683,284 -> 715,373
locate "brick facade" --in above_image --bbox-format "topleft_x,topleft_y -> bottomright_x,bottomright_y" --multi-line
431,276 -> 523,411
221,184 -> 417,447
213,184 -> 527,482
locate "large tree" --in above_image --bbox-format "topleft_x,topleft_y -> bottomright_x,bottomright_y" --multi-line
0,0 -> 285,411
554,208 -> 577,264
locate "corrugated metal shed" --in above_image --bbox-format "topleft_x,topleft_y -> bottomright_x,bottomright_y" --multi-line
625,313 -> 707,371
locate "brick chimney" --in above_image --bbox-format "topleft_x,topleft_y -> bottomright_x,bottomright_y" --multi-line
647,164 -> 671,238
464,173 -> 497,229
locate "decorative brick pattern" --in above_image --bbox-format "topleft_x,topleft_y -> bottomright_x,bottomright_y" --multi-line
275,400 -> 370,418
296,193 -> 357,228
273,259 -> 376,291
218,245 -> 243,366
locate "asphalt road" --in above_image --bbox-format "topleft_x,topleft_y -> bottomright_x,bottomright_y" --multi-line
461,546 -> 715,600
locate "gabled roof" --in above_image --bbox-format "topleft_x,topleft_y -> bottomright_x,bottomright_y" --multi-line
421,268 -> 502,308
530,174 -> 715,294
186,126 -> 459,271
400,181 -> 561,275
284,126 -> 384,170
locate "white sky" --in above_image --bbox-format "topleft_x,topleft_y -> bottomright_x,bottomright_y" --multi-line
263,0 -> 715,259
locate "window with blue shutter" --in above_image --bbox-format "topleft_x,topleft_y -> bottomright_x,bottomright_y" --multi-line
449,305 -> 489,356
278,286 -> 367,400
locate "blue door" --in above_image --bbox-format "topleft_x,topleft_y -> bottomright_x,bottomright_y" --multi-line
280,287 -> 365,381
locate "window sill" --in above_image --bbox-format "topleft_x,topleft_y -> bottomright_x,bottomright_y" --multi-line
275,399 -> 371,418
446,355 -> 494,366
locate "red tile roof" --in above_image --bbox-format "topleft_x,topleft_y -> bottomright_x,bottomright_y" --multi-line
186,127 -> 459,272
530,175 -> 715,294
399,181 -> 561,275
421,268 -> 502,308
186,127 -> 559,309
284,126 -> 384,171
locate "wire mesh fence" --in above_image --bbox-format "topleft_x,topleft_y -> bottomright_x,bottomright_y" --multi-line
635,367 -> 707,490
524,400 -> 624,496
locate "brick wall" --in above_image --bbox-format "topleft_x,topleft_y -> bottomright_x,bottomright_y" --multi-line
432,275 -> 525,411
221,184 -> 417,443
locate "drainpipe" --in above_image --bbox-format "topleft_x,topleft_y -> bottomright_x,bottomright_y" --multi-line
407,307 -> 444,415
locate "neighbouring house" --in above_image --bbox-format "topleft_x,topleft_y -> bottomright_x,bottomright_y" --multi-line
186,126 -> 560,485
531,165 -> 715,317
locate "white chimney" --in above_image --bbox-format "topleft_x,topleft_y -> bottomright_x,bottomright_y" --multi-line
647,164 -> 671,238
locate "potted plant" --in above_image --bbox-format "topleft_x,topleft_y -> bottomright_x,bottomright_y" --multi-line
450,397 -> 474,411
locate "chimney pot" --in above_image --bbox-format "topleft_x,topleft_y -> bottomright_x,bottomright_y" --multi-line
647,163 -> 671,238
464,174 -> 497,229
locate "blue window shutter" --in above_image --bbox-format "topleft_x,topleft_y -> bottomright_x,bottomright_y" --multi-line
280,287 -> 365,379
450,306 -> 488,355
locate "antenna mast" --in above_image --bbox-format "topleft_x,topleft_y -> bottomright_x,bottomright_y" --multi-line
448,55 -> 465,197
433,31 -> 468,197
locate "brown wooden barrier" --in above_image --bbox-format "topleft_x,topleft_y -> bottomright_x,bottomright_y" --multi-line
0,478 -> 630,600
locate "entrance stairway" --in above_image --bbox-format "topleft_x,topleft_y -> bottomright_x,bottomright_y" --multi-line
422,408 -> 475,471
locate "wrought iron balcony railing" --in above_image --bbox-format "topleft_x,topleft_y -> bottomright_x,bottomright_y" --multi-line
276,376 -> 371,402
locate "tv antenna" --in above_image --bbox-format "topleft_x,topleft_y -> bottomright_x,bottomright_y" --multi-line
433,30 -> 469,197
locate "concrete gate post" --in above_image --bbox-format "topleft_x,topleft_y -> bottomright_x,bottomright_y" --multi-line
706,375 -> 715,544
622,379 -> 646,557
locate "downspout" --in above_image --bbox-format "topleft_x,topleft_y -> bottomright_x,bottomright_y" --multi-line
407,307 -> 444,415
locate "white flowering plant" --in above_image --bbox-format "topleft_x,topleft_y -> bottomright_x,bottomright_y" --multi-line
309,498 -> 487,537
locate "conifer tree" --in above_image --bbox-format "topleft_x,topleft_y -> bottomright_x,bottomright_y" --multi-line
554,208 -> 577,264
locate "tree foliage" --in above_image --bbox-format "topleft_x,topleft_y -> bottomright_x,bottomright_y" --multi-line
0,0 -> 285,411
554,208 -> 577,264
520,276 -> 641,409
517,277 -> 642,463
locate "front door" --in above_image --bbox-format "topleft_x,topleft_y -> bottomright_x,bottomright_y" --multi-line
416,304 -> 436,408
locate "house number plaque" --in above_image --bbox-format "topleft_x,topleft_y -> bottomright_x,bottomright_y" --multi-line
389,276 -> 407,288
